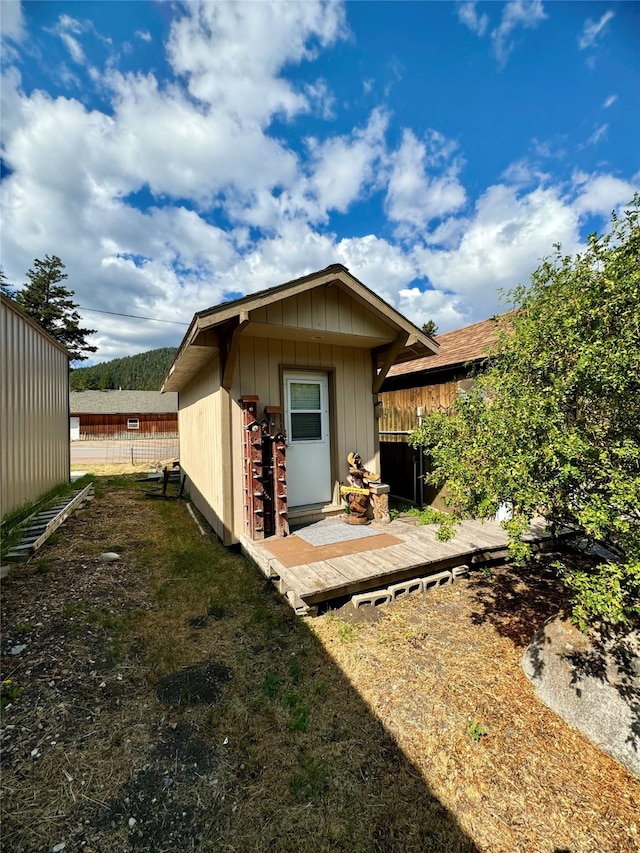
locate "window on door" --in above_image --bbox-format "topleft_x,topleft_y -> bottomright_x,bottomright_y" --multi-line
288,381 -> 323,442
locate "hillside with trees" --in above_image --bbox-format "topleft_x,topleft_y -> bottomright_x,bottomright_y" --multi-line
70,347 -> 178,391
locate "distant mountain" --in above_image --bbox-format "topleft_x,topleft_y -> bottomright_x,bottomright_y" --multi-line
70,347 -> 178,391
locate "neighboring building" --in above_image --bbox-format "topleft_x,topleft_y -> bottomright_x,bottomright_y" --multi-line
69,390 -> 178,440
162,264 -> 438,545
1,294 -> 70,519
377,315 -> 505,504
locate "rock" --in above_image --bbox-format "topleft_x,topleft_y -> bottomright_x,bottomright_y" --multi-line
52,844 -> 66,852
523,613 -> 640,778
10,644 -> 26,655
128,817 -> 137,829
100,552 -> 120,562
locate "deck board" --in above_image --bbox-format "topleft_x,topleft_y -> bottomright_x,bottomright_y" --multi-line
240,517 -> 557,611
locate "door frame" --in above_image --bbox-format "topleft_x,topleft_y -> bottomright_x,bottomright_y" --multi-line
281,366 -> 337,507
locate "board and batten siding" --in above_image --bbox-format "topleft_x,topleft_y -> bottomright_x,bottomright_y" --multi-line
76,413 -> 178,440
231,335 -> 378,540
1,295 -> 70,519
177,354 -> 227,541
249,284 -> 397,341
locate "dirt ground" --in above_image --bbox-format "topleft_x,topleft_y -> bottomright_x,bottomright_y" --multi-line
1,477 -> 638,853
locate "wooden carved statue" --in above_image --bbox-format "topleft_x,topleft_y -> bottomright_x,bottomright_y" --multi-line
344,451 -> 380,524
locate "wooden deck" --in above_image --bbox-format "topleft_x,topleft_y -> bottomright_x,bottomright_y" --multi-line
240,516 -> 556,615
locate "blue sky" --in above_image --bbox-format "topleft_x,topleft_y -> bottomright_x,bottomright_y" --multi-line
1,1 -> 638,363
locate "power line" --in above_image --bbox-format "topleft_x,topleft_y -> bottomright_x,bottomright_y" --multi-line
78,306 -> 190,326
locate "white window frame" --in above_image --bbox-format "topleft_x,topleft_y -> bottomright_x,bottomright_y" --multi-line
285,375 -> 329,446
127,418 -> 140,430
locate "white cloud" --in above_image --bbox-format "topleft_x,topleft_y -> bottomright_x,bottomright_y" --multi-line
1,0 -> 636,362
578,10 -> 614,50
413,184 -> 583,317
457,2 -> 489,37
385,129 -> 466,231
603,94 -> 617,109
397,286 -> 466,333
306,109 -> 388,215
52,14 -> 87,65
586,124 -> 608,146
501,158 -> 550,187
0,0 -> 26,63
166,0 -> 347,124
135,30 -> 152,43
491,0 -> 547,66
0,0 -> 25,43
571,173 -> 637,217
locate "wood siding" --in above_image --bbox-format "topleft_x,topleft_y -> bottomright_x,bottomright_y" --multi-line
378,381 -> 458,442
76,413 -> 178,440
229,337 -> 378,541
249,283 -> 398,342
1,296 -> 69,519
177,355 -> 226,542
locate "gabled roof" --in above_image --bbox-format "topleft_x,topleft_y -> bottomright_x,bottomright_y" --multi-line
386,314 -> 507,379
70,390 -> 178,414
163,264 -> 439,393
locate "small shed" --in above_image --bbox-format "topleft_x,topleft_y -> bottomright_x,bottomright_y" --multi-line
162,264 -> 438,545
1,294 -> 70,519
69,390 -> 178,440
378,315 -> 503,504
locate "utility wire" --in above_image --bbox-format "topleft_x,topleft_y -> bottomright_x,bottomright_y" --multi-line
78,306 -> 190,326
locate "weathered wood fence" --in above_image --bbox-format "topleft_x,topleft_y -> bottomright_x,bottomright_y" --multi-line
378,380 -> 457,504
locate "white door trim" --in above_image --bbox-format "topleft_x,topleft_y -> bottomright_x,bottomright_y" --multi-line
283,371 -> 332,507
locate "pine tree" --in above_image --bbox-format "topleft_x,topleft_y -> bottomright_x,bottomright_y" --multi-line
0,268 -> 16,299
421,320 -> 438,338
15,255 -> 97,361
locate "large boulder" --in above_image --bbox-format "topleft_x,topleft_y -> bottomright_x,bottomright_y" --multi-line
522,613 -> 640,778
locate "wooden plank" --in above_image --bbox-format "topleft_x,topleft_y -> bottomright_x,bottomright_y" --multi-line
296,291 -> 312,329
222,313 -> 250,391
338,288 -> 353,334
294,340 -> 309,366
311,288 -> 326,330
266,301 -> 283,326
29,483 -> 94,554
268,338 -> 282,405
281,294 -> 298,327
324,285 -> 342,333
243,517 -> 555,610
280,561 -> 354,597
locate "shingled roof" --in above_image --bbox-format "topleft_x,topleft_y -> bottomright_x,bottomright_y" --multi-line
70,390 -> 178,414
387,314 -> 508,379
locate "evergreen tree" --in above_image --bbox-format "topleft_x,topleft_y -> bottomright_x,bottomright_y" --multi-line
421,320 -> 438,338
0,268 -> 16,299
69,347 -> 178,391
15,255 -> 97,361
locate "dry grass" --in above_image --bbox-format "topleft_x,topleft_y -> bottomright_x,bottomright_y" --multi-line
311,572 -> 639,853
1,478 -> 638,853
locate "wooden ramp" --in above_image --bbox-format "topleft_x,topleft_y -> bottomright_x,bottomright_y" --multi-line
240,516 -> 556,615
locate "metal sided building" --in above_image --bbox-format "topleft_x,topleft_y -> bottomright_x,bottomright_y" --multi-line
1,294 -> 70,519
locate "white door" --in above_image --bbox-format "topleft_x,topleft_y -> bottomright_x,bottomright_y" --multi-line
70,417 -> 80,441
284,372 -> 331,507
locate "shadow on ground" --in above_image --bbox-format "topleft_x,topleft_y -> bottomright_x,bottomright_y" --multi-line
1,479 -> 479,853
466,555 -> 570,647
